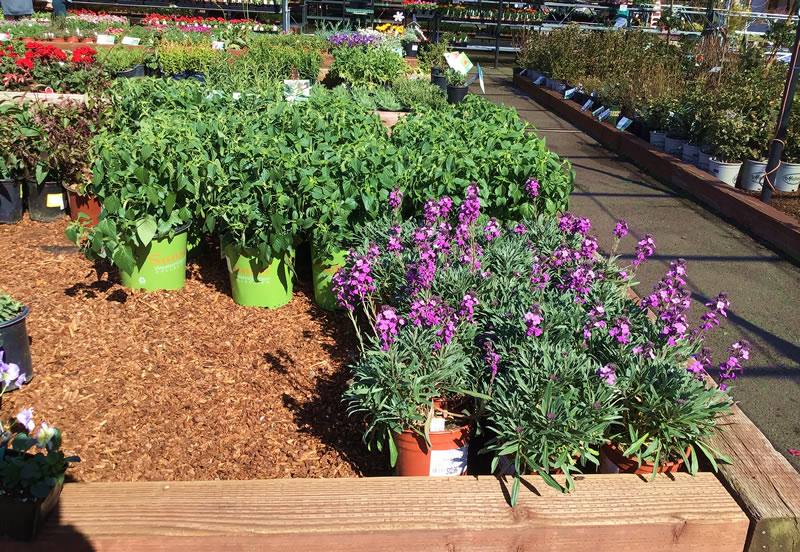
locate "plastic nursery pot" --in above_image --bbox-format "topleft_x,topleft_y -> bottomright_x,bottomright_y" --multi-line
0,479 -> 62,541
393,423 -> 471,477
224,245 -> 294,309
66,190 -> 102,227
599,443 -> 688,475
740,159 -> 767,192
681,143 -> 700,166
404,42 -> 419,57
663,136 -> 687,158
649,131 -> 666,151
116,64 -> 146,78
0,306 -> 33,391
311,248 -> 347,311
697,149 -> 712,172
447,85 -> 469,104
432,73 -> 448,93
119,222 -> 190,292
26,180 -> 66,223
708,158 -> 742,187
775,161 -> 800,192
0,179 -> 23,224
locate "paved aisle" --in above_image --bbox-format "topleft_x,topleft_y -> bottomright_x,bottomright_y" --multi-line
478,63 -> 800,470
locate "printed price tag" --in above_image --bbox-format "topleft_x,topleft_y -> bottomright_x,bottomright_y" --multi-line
592,106 -> 605,117
581,99 -> 594,111
429,446 -> 469,476
96,34 -> 115,45
534,76 -> 545,85
598,108 -> 612,122
564,87 -> 576,99
121,36 -> 141,46
616,116 -> 633,131
212,41 -> 225,50
46,193 -> 65,210
444,51 -> 473,74
411,44 -> 418,52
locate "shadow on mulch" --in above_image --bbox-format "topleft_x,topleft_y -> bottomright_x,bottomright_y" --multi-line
281,292 -> 392,477
64,261 -> 129,303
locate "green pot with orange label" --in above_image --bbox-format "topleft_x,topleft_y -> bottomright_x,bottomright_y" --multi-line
311,246 -> 347,311
119,222 -> 190,291
224,245 -> 294,308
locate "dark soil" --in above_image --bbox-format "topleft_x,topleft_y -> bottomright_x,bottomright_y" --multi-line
740,189 -> 800,221
0,215 -> 390,481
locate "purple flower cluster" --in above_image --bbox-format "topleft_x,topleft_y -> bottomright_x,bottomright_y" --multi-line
598,363 -> 617,385
455,184 -> 482,271
525,177 -> 540,198
484,341 -> 500,376
459,291 -> 479,323
582,302 -> 606,339
641,259 -> 692,345
608,316 -> 631,344
558,212 -> 591,236
326,32 -> 382,48
375,306 -> 404,351
0,350 -> 25,392
13,407 -> 56,449
524,304 -> 543,337
331,244 -> 379,310
389,187 -> 403,213
613,219 -> 629,239
530,260 -> 551,290
632,340 -> 656,360
16,407 -> 34,432
719,340 -> 749,390
513,223 -> 527,235
387,224 -> 403,255
409,296 -> 457,349
632,234 -> 656,265
484,218 -> 501,241
687,346 -> 713,376
700,292 -> 730,332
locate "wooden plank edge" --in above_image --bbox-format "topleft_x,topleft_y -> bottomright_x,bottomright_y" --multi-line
512,74 -> 800,264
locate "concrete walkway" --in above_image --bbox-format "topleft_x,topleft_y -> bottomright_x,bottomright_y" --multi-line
478,62 -> 800,470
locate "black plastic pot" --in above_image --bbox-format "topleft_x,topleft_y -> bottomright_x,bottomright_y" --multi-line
26,180 -> 65,223
432,73 -> 447,93
0,179 -> 23,224
170,71 -> 206,83
0,479 -> 63,541
404,42 -> 419,57
447,85 -> 469,104
0,306 -> 32,391
116,64 -> 145,78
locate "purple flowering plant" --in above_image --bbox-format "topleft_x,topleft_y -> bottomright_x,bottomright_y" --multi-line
337,184 -> 743,496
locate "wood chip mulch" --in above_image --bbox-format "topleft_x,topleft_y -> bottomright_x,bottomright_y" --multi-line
740,189 -> 800,221
0,215 -> 390,482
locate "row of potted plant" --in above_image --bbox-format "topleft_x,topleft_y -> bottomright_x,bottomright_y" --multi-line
334,183 -> 744,503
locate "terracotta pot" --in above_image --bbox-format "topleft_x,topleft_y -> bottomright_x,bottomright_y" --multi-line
65,36 -> 79,43
80,38 -> 94,43
66,190 -> 102,227
393,421 -> 471,476
599,442 -> 687,474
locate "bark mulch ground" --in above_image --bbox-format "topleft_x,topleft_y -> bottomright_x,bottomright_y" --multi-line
741,189 -> 800,221
0,215 -> 389,482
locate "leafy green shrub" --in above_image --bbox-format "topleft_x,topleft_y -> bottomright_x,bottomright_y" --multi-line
247,38 -> 323,81
417,38 -> 449,73
329,46 -> 407,87
102,46 -> 156,76
374,87 -> 402,111
157,41 -> 229,76
390,77 -> 446,111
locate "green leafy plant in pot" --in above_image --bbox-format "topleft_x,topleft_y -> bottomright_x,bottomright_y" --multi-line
445,68 -> 469,104
66,116 -> 202,291
703,109 -> 749,186
0,406 -> 79,540
401,25 -> 422,58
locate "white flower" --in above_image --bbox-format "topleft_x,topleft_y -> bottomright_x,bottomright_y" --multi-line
393,11 -> 405,22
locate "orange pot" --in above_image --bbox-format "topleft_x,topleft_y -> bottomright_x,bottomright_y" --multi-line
599,442 -> 687,474
393,423 -> 471,476
80,38 -> 94,43
65,36 -> 79,43
67,190 -> 102,227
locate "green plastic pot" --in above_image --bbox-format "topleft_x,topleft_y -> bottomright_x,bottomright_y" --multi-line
119,223 -> 190,291
311,248 -> 347,311
224,245 -> 294,308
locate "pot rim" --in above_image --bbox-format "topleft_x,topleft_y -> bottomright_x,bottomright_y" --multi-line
603,441 -> 689,470
709,158 -> 743,167
0,305 -> 30,330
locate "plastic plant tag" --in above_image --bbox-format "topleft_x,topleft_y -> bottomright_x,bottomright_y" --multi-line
534,76 -> 545,85
212,41 -> 225,50
411,44 -> 418,52
581,99 -> 594,111
618,3 -> 628,11
232,92 -> 242,100
430,418 -> 446,432
709,66 -> 722,73
444,51 -> 473,74
283,80 -> 310,103
592,106 -> 605,117
519,68 -> 527,75
0,33 -> 11,42
614,16 -> 627,28
121,36 -> 141,46
46,193 -> 64,210
430,445 -> 469,476
616,116 -> 633,131
477,64 -> 485,94
598,108 -> 612,122
564,87 -> 576,99
96,34 -> 115,45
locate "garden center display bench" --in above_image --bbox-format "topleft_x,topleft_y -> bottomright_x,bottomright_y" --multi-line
14,400 -> 800,552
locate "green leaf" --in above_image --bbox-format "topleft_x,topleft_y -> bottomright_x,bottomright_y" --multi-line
136,218 -> 158,246
112,246 -> 136,275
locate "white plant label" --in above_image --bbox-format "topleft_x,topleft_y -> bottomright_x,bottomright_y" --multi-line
96,34 -> 115,45
564,87 -> 576,99
121,36 -> 141,46
411,44 -> 418,52
429,445 -> 469,476
430,418 -> 445,432
0,33 -> 11,42
592,106 -> 605,117
581,99 -> 594,111
212,41 -> 225,50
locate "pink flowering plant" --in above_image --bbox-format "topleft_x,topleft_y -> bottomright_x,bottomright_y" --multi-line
337,182 -> 744,503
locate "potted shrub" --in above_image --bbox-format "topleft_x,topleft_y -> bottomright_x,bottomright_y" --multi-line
102,46 -> 154,79
740,116 -> 772,191
445,69 -> 469,104
401,26 -> 421,58
776,106 -> 800,192
66,117 -> 200,291
0,158 -> 22,225
0,408 -> 79,540
643,96 -> 675,151
0,292 -> 32,391
663,100 -> 693,158
705,110 -> 748,186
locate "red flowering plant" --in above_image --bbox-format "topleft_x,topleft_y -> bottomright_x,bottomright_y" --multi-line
0,42 -> 104,93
